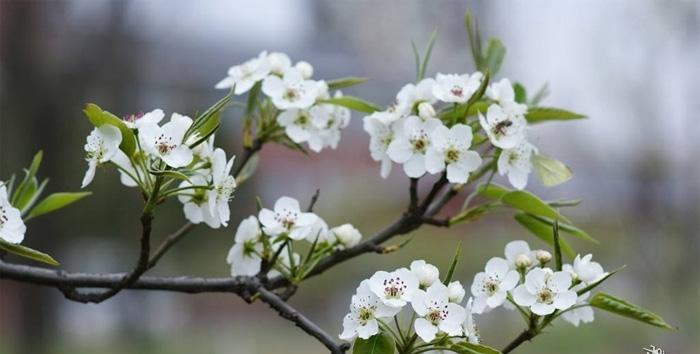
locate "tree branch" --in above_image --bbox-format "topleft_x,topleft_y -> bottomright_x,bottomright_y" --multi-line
233,138 -> 264,177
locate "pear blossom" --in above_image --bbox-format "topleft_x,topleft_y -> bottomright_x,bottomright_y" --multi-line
122,108 -> 164,130
504,240 -> 536,271
305,217 -> 330,243
177,174 -> 220,228
486,78 -> 516,104
339,280 -> 400,341
395,78 -> 436,116
470,257 -> 519,314
363,112 -> 399,178
139,113 -> 194,168
329,223 -> 362,249
417,102 -> 436,120
411,281 -> 466,342
425,123 -> 482,183
410,260 -> 440,288
535,250 -> 552,265
258,196 -> 319,240
432,72 -> 483,104
277,109 -> 317,146
512,267 -> 577,316
110,150 -> 139,188
563,254 -> 607,285
387,116 -> 442,178
308,93 -> 352,151
81,124 -> 122,188
262,68 -> 321,110
226,216 -> 264,276
497,140 -> 537,190
478,104 -> 527,150
294,61 -> 314,79
215,51 -> 271,94
266,52 -> 292,76
462,297 -> 480,344
0,185 -> 26,244
368,267 -> 419,308
561,285 -> 595,326
447,281 -> 466,303
207,148 -> 236,227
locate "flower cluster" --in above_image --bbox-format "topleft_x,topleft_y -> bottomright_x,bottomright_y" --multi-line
363,74 -> 544,189
81,107 -> 237,229
0,184 -> 26,244
226,196 -> 362,278
216,51 -> 351,153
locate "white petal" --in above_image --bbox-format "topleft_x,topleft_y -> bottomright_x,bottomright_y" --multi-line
414,318 -> 438,343
486,290 -> 506,308
501,270 -> 520,291
339,314 -> 358,341
81,160 -> 97,188
410,289 -> 429,316
485,257 -> 509,277
356,319 -> 379,339
163,146 -> 193,168
425,148 -> 446,174
505,240 -> 531,262
512,285 -> 536,306
531,302 -> 555,316
403,154 -> 426,178
262,75 -> 284,97
386,139 -> 413,163
275,196 -> 300,213
553,290 -> 577,310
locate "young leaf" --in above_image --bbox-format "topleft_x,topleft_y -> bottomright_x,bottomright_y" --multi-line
483,38 -> 506,76
532,154 -> 573,187
418,29 -> 438,81
327,77 -> 370,90
352,332 -> 395,354
589,292 -> 674,329
464,10 -> 483,70
552,221 -> 562,271
83,104 -> 137,156
476,182 -> 510,200
14,178 -> 38,213
443,242 -> 462,285
11,150 -> 43,206
27,192 -> 92,219
319,96 -> 380,114
525,107 -> 586,124
527,214 -> 598,244
452,342 -> 503,354
513,82 -> 527,104
501,190 -> 570,222
0,239 -> 59,266
514,213 -> 575,258
189,91 -> 232,140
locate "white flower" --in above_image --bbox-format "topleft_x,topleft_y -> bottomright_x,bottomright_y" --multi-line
81,124 -> 122,188
563,254 -> 607,285
478,104 -> 527,149
396,78 -> 436,116
178,174 -> 220,228
207,148 -> 236,227
425,124 -> 482,183
262,69 -> 321,110
258,196 -> 319,240
417,102 -> 436,120
462,297 -> 480,344
277,108 -> 318,147
448,281 -> 466,303
368,267 -> 419,308
308,93 -> 352,151
0,185 -> 26,244
110,149 -> 139,188
512,267 -> 577,316
410,260 -> 440,288
139,113 -> 194,168
122,109 -> 164,130
504,240 -> 536,271
329,224 -> 362,249
432,72 -> 483,104
561,285 -> 595,326
387,116 -> 442,178
497,140 -> 537,190
470,257 -> 519,314
363,112 -> 399,178
535,250 -> 552,264
215,51 -> 271,94
266,52 -> 292,76
486,78 -> 516,104
226,216 -> 263,276
411,281 -> 466,342
294,61 -> 314,79
339,280 -> 400,341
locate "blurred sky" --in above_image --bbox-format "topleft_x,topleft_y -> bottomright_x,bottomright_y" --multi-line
1,1 -> 699,354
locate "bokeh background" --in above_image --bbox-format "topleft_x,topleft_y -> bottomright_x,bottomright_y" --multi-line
1,1 -> 698,353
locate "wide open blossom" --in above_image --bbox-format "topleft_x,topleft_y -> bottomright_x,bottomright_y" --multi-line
0,185 -> 26,244
411,281 -> 466,342
497,140 -> 537,190
368,267 -> 419,308
81,124 -> 122,188
262,68 -> 322,110
478,104 -> 527,149
226,216 -> 264,276
363,111 -> 400,178
139,113 -> 194,168
395,78 -> 437,116
387,116 -> 442,178
258,196 -> 318,240
432,72 -> 483,104
470,257 -> 519,314
512,267 -> 577,316
215,51 -> 271,94
339,280 -> 401,340
425,123 -> 482,183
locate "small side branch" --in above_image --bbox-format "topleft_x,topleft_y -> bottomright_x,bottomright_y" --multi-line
148,222 -> 195,268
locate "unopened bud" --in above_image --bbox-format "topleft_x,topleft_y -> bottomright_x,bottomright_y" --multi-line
536,250 -> 552,264
515,254 -> 532,269
418,102 -> 436,119
294,61 -> 314,79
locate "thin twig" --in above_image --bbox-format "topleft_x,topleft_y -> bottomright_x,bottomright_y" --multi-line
148,222 -> 195,268
307,189 -> 320,212
233,138 -> 264,177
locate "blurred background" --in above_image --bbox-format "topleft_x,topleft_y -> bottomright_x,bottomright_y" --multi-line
1,0 -> 698,353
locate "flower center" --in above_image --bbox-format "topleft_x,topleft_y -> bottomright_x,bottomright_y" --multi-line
155,134 -> 176,154
537,288 -> 554,304
275,209 -> 298,230
450,85 -> 464,97
382,276 -> 408,299
358,307 -> 374,322
294,113 -> 309,127
445,148 -> 460,163
216,177 -> 236,201
283,88 -> 300,102
122,112 -> 144,125
86,137 -> 107,161
0,205 -> 8,229
426,300 -> 449,325
409,130 -> 429,153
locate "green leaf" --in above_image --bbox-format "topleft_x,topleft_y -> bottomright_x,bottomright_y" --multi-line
319,96 -> 380,114
525,107 -> 586,124
11,150 -> 43,206
418,29 -> 438,81
576,266 -> 624,295
352,333 -> 395,354
552,221 -> 563,271
464,10 -> 483,70
514,213 -> 575,258
527,214 -> 598,244
466,101 -> 490,117
477,182 -> 510,200
27,192 -> 92,219
452,342 -> 503,354
14,178 -> 38,212
235,154 -> 258,184
449,204 -> 494,226
513,82 -> 527,104
501,190 -> 570,222
18,178 -> 49,215
443,242 -> 462,285
189,91 -> 232,141
589,292 -> 674,329
327,77 -> 369,90
83,104 -> 136,156
547,199 -> 582,208
483,38 -> 506,76
0,239 -> 59,266
532,154 -> 573,187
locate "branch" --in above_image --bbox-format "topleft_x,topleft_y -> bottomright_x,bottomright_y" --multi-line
307,189 -> 320,212
233,138 -> 264,177
501,329 -> 535,354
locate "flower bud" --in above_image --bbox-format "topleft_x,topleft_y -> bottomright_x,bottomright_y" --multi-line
417,102 -> 436,119
515,254 -> 532,269
330,223 -> 361,249
267,52 -> 291,75
410,260 -> 440,288
535,250 -> 552,264
294,61 -> 314,79
448,281 -> 466,303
